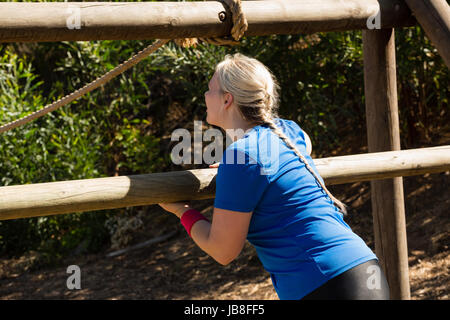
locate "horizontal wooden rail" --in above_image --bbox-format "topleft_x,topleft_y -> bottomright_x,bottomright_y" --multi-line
315,145 -> 450,184
0,146 -> 448,221
0,0 -> 415,43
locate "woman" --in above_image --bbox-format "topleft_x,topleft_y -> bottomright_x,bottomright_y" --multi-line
159,53 -> 390,300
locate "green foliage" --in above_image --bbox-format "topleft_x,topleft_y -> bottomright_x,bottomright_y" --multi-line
395,26 -> 449,147
0,50 -> 108,258
0,26 -> 447,261
238,32 -> 366,153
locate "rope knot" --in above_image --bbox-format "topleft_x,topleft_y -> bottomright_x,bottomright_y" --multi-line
174,0 -> 248,48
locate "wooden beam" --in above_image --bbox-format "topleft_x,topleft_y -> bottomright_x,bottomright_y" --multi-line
0,146 -> 449,221
0,0 -> 415,43
315,145 -> 450,185
363,28 -> 411,300
405,0 -> 450,68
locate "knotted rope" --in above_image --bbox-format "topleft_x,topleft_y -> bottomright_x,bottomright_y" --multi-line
0,0 -> 247,134
174,0 -> 248,47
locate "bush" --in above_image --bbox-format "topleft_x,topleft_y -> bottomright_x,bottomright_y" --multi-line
0,27 -> 447,261
0,49 -> 109,258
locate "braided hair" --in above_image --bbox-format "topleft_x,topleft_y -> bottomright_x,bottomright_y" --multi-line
215,53 -> 347,214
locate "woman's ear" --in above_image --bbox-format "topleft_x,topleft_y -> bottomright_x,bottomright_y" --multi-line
223,92 -> 233,109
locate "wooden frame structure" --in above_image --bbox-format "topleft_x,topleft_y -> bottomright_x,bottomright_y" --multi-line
1,1 -> 449,300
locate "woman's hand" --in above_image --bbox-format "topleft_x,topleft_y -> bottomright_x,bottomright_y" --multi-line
158,202 -> 192,218
159,163 -> 219,218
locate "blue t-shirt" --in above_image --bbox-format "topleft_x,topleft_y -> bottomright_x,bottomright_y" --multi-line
214,118 -> 377,299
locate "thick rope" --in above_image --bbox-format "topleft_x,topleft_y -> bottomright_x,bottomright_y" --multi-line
174,0 -> 247,47
0,0 -> 247,133
0,39 -> 169,134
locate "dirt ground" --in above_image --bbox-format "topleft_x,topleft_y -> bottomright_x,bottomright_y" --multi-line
0,167 -> 448,300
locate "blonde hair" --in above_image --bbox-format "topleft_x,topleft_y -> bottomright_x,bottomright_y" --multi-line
215,53 -> 347,214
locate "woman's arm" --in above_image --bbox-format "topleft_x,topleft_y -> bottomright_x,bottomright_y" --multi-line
190,207 -> 252,265
158,202 -> 252,265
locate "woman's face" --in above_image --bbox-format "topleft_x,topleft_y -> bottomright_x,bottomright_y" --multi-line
204,72 -> 225,127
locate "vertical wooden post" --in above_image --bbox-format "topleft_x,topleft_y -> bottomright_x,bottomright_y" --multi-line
362,29 -> 411,300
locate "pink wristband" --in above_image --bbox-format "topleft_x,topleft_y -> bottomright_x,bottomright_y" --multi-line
180,209 -> 209,237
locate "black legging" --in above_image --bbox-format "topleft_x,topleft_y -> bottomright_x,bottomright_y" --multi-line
302,259 -> 390,300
